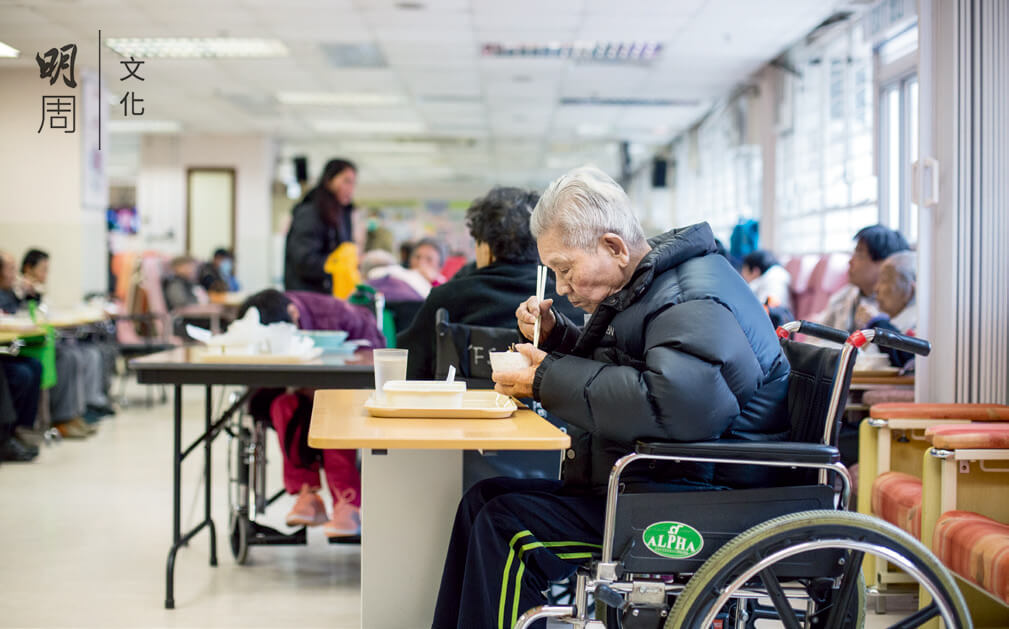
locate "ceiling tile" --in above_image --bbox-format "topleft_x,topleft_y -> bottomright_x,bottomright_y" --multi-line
576,15 -> 691,41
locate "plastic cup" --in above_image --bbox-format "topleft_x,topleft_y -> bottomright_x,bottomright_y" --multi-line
265,323 -> 298,354
373,348 -> 408,403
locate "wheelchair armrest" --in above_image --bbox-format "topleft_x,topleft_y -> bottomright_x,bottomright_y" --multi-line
634,440 -> 841,465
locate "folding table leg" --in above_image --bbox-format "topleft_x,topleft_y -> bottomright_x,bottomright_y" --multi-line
165,384 -> 182,609
205,385 -> 217,567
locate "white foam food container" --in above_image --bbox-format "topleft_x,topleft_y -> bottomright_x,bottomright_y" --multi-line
381,380 -> 467,409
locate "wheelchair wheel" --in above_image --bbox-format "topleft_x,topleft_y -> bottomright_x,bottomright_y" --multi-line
667,510 -> 971,629
229,512 -> 249,565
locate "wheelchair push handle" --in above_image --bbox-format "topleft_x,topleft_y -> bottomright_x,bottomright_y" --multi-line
798,321 -> 849,344
852,327 -> 932,357
777,320 -> 849,344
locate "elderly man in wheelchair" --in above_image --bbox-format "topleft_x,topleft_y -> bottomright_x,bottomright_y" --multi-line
431,167 -> 969,629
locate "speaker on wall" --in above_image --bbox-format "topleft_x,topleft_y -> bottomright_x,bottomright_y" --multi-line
293,156 -> 309,183
651,158 -> 668,188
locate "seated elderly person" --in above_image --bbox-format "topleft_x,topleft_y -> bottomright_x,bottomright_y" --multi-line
741,249 -> 792,311
408,237 -> 448,287
163,256 -> 202,311
360,249 -> 429,302
396,186 -> 581,380
819,225 -> 910,333
239,289 -> 384,537
855,250 -> 917,367
197,248 -> 239,293
431,167 -> 791,629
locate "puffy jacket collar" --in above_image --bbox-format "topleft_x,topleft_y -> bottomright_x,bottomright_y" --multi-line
572,222 -> 717,356
603,222 -> 717,311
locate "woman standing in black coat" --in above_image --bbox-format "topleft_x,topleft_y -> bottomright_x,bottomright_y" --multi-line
283,159 -> 357,294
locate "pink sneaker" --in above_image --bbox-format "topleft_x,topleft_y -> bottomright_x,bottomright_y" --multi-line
286,485 -> 329,527
324,488 -> 361,538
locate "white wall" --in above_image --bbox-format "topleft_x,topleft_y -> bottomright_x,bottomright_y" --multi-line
625,164 -> 674,236
135,134 -> 276,291
0,68 -> 106,309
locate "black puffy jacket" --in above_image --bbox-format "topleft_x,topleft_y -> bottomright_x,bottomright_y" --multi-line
283,196 -> 354,294
532,223 -> 791,491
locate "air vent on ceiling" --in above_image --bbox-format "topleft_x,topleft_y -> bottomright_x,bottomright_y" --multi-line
218,91 -> 279,115
482,42 -> 662,64
560,97 -> 701,107
321,43 -> 386,68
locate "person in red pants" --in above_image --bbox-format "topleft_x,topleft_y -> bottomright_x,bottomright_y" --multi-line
239,289 -> 385,537
269,391 -> 361,537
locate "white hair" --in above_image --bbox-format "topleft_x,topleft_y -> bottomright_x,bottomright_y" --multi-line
883,250 -> 917,296
531,166 -> 646,251
360,249 -> 397,277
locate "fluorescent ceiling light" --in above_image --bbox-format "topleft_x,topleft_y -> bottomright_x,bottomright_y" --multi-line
277,92 -> 404,106
105,38 -> 288,59
0,41 -> 19,58
108,119 -> 181,134
312,120 -> 426,134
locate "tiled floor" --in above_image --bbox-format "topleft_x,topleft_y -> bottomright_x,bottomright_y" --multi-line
0,382 -> 915,628
0,384 -> 361,629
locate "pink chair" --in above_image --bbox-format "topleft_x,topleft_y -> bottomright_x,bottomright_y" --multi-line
802,253 -> 850,321
788,255 -> 822,321
113,254 -> 178,406
139,256 -> 224,338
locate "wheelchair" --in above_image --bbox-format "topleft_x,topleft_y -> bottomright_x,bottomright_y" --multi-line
515,321 -> 972,629
224,388 -> 359,565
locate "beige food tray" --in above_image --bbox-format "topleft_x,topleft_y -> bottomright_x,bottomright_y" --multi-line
364,390 -> 517,419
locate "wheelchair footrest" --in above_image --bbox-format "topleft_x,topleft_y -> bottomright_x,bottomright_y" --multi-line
327,534 -> 361,545
246,521 -> 308,546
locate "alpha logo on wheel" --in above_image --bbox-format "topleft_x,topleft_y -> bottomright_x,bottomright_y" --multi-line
642,521 -> 703,559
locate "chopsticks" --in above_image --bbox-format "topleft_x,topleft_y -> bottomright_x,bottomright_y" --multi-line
532,265 -> 547,350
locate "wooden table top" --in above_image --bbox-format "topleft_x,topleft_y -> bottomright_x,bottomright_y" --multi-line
308,389 -> 572,451
850,374 -> 915,386
0,330 -> 35,344
0,312 -> 107,335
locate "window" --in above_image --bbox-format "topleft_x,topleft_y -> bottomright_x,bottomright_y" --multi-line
775,24 -> 877,254
878,27 -> 919,244
672,98 -> 761,243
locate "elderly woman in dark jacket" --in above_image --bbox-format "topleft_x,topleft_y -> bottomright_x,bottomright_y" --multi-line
396,187 -> 581,380
432,167 -> 792,629
283,159 -> 357,294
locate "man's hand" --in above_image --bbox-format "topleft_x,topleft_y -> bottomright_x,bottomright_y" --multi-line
492,344 -> 547,399
516,296 -> 555,344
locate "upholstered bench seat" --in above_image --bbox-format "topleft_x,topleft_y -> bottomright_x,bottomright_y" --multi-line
871,471 -> 922,537
925,423 -> 1009,450
862,388 -> 915,405
869,403 -> 1009,421
933,511 -> 1009,604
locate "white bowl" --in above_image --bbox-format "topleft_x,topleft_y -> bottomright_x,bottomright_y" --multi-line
382,380 -> 466,409
489,351 -> 532,374
855,351 -> 892,370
